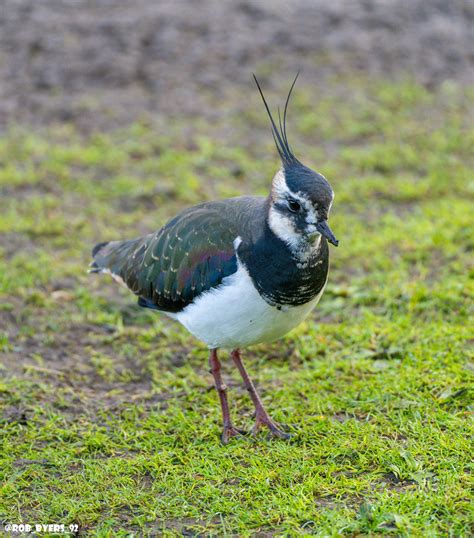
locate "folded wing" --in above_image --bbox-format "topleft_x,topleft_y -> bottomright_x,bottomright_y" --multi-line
91,204 -> 239,313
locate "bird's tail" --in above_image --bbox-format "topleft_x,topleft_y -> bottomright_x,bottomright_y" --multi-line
88,241 -> 111,273
88,238 -> 143,280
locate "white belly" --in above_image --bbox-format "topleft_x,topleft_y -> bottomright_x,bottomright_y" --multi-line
173,263 -> 325,349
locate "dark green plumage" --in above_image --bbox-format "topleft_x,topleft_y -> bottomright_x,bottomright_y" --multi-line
91,197 -> 264,313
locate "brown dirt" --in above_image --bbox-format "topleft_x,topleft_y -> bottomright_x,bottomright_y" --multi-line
0,0 -> 472,131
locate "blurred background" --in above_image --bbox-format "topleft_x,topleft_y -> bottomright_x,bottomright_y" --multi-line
0,1 -> 473,535
1,0 -> 472,130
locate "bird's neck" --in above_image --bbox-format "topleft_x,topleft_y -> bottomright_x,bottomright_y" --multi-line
238,206 -> 329,307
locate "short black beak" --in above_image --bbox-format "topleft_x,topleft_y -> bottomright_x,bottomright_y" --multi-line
316,220 -> 339,246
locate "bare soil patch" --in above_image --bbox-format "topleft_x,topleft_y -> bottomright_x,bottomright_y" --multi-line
1,0 -> 472,131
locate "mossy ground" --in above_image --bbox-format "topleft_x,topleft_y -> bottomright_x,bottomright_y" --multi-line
0,77 -> 473,536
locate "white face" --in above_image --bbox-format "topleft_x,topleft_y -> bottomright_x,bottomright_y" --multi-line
268,169 -> 335,255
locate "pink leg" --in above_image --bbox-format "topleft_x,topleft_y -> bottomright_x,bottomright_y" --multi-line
209,349 -> 245,444
231,349 -> 290,439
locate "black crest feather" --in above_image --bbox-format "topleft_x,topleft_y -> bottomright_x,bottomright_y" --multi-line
253,73 -> 300,167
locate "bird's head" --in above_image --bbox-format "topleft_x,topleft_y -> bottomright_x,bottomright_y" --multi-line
254,74 -> 338,250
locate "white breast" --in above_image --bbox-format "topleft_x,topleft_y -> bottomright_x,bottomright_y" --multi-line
173,262 -> 326,349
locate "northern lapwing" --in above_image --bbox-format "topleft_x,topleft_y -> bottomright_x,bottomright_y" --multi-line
90,75 -> 338,443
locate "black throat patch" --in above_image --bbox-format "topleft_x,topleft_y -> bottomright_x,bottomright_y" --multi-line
237,222 -> 329,307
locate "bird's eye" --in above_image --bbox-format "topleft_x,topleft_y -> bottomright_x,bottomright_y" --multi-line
287,199 -> 301,213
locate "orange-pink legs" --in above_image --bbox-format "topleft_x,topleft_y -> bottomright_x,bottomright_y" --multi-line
231,349 -> 290,439
208,348 -> 290,443
209,349 -> 245,444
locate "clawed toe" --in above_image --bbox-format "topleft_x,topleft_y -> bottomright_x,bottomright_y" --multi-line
252,414 -> 291,439
267,426 -> 292,440
221,425 -> 247,444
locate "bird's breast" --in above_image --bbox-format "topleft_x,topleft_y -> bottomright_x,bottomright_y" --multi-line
174,262 -> 325,349
239,232 -> 330,308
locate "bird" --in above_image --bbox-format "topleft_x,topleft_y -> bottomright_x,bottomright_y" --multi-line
89,74 -> 338,443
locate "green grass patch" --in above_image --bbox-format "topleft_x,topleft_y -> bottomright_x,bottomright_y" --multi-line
0,77 -> 473,535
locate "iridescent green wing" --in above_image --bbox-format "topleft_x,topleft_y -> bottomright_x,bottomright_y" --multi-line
93,203 -> 239,313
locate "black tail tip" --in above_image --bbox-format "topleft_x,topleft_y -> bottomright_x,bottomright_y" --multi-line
87,260 -> 102,274
92,241 -> 109,258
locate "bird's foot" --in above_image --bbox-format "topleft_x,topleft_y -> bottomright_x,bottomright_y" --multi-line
252,412 -> 291,439
221,424 -> 247,444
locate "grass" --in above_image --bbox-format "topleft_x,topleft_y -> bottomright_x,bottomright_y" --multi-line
0,76 -> 473,536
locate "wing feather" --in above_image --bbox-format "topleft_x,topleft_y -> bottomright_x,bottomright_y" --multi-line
91,203 -> 241,313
